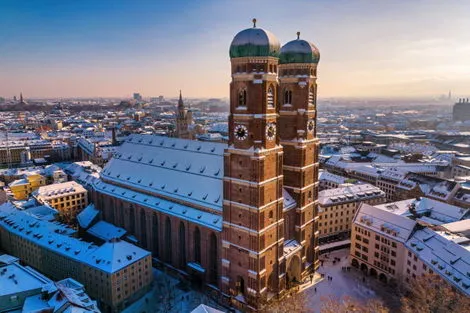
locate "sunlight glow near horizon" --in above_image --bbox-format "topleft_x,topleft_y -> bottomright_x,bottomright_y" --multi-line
0,0 -> 469,99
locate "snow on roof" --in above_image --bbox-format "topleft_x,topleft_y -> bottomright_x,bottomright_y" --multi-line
0,254 -> 19,265
442,220 -> 470,238
83,240 -> 150,273
406,228 -> 470,296
9,178 -> 29,186
375,197 -> 469,225
101,134 -> 226,212
23,205 -> 58,222
191,304 -> 225,313
77,204 -> 99,229
318,184 -> 384,206
87,221 -> 126,241
428,181 -> 458,200
283,189 -> 296,210
354,203 -> 416,243
319,170 -> 348,184
0,207 -> 147,274
0,259 -> 53,297
94,180 -> 222,231
36,181 -> 87,199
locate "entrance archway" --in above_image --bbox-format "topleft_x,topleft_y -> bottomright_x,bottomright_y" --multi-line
379,273 -> 388,283
360,263 -> 368,273
351,258 -> 359,268
287,255 -> 302,286
370,268 -> 378,278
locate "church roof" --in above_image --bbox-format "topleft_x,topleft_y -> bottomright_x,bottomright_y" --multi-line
101,134 -> 226,211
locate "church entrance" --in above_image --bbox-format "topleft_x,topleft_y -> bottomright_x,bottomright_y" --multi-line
286,255 -> 302,287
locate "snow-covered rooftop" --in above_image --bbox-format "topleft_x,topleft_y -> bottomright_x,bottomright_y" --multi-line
77,204 -> 99,229
36,181 -> 87,199
406,228 -> 470,296
0,204 -> 149,274
87,221 -> 126,241
94,180 -> 222,231
375,197 -> 469,225
318,184 -> 384,206
101,134 -> 226,212
0,257 -> 53,297
354,203 -> 416,243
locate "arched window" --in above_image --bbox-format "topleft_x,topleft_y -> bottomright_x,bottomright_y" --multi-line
165,217 -> 172,263
309,86 -> 314,106
194,227 -> 201,263
284,90 -> 292,104
267,86 -> 274,108
179,222 -> 186,267
238,89 -> 247,107
140,209 -> 147,248
152,214 -> 159,257
209,233 -> 218,283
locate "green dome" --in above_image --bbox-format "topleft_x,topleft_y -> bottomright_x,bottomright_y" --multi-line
230,25 -> 280,59
279,36 -> 320,64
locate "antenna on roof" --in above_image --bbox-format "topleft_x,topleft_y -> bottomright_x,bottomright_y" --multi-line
297,31 -> 300,39
252,18 -> 257,28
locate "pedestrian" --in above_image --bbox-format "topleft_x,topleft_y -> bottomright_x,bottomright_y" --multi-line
314,287 -> 317,293
310,274 -> 313,283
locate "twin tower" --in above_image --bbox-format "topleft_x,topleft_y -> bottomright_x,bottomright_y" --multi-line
222,19 -> 320,309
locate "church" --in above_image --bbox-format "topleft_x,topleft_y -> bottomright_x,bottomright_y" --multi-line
93,19 -> 321,310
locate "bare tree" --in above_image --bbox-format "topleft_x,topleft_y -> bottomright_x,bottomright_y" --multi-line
401,274 -> 470,313
321,296 -> 389,313
260,289 -> 313,313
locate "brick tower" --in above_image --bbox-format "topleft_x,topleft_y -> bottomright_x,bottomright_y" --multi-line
222,19 -> 286,308
175,90 -> 192,139
278,32 -> 321,276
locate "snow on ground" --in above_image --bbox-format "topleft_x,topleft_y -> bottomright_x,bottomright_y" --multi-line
306,248 -> 395,312
123,268 -> 226,313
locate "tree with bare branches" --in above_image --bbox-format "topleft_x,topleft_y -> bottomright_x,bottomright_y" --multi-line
400,274 -> 470,313
320,296 -> 389,313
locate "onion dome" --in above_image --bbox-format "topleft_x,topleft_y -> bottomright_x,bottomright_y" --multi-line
279,32 -> 320,64
229,19 -> 281,59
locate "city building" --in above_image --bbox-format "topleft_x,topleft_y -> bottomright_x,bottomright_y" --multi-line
453,98 -> 470,122
350,198 -> 470,295
8,173 -> 47,200
0,203 -> 152,312
0,254 -> 53,312
34,181 -> 88,222
318,184 -> 385,244
175,90 -> 194,139
93,20 -> 321,310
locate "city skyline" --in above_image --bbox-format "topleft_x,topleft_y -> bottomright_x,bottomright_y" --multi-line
1,0 -> 469,99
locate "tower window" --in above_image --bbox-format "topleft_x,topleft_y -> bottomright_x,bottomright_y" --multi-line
238,89 -> 247,107
309,86 -> 314,106
284,90 -> 292,104
267,86 -> 274,108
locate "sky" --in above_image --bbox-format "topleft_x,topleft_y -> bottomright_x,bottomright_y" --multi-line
0,0 -> 469,99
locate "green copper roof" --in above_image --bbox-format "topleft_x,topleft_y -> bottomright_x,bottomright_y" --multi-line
279,38 -> 320,64
230,27 -> 280,58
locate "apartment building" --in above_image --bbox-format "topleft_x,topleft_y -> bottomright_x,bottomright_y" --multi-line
350,199 -> 470,295
0,203 -> 152,312
318,184 -> 385,244
35,181 -> 88,221
8,173 -> 47,200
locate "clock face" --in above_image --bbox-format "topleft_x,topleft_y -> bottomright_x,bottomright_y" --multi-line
234,124 -> 248,141
265,123 -> 276,141
307,120 -> 315,134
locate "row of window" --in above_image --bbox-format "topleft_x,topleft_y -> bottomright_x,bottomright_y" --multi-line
237,87 -> 315,107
